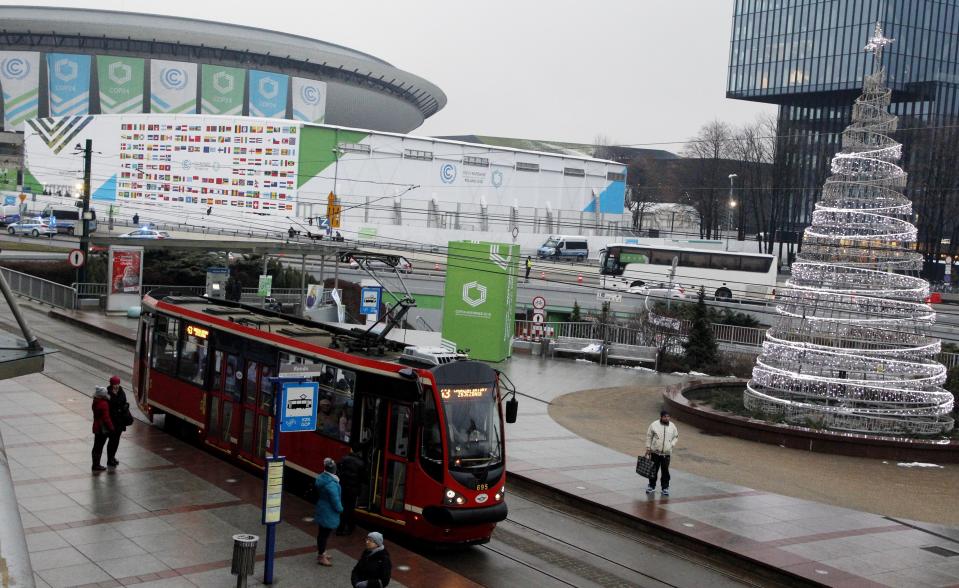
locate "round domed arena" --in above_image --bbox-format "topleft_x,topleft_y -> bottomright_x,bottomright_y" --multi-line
0,5 -> 446,135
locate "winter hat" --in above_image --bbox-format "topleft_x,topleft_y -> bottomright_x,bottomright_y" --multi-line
109,375 -> 121,385
367,532 -> 384,547
323,457 -> 336,474
94,386 -> 109,399
660,409 -> 670,417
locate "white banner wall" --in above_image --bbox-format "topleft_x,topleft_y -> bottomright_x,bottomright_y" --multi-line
150,59 -> 198,114
291,77 -> 327,123
0,51 -> 40,131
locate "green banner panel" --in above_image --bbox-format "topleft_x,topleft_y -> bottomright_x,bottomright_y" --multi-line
97,56 -> 144,114
201,65 -> 245,116
442,240 -> 519,362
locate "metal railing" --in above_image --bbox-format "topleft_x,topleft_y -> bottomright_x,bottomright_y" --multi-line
1,266 -> 77,309
518,319 -> 959,372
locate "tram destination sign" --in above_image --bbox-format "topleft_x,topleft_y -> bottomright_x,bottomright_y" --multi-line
280,381 -> 319,432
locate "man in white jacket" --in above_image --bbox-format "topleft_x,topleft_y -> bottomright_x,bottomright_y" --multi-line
645,410 -> 679,496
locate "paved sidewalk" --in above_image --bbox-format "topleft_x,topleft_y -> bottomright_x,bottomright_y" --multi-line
37,307 -> 959,587
0,372 -> 477,588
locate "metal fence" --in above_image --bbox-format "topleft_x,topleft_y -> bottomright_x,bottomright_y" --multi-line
1,266 -> 77,309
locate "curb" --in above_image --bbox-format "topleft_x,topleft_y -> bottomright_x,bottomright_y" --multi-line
505,471 -> 820,587
46,308 -> 137,345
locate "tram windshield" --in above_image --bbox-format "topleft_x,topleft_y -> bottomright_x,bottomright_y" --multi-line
440,385 -> 503,470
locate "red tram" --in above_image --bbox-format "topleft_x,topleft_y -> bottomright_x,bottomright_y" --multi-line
133,293 -> 514,544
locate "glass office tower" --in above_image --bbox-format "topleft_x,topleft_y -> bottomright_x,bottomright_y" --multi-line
727,0 -> 959,254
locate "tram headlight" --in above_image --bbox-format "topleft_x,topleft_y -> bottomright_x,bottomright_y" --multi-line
443,488 -> 466,506
494,487 -> 504,501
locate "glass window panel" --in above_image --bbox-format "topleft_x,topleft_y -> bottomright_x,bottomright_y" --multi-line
256,415 -> 269,458
241,411 -> 254,453
221,401 -> 233,442
389,405 -> 411,459
244,361 -> 258,405
212,350 -> 223,392
151,316 -> 179,374
225,354 -> 240,399
384,461 -> 406,513
177,333 -> 207,385
259,365 -> 274,413
209,396 -> 220,439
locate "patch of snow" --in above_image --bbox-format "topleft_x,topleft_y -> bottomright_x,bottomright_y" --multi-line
688,371 -> 710,376
580,343 -> 603,353
896,462 -> 943,469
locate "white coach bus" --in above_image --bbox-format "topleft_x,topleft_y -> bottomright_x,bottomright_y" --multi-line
599,243 -> 778,301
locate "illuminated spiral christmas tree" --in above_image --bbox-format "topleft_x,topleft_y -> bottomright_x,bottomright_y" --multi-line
744,24 -> 955,436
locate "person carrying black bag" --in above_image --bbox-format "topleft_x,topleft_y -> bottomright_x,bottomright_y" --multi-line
106,375 -> 133,468
337,449 -> 365,535
351,532 -> 391,588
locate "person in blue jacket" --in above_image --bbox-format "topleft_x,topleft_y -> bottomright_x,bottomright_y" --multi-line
314,457 -> 343,567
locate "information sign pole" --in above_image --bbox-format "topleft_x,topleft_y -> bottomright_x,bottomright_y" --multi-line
262,377 -> 318,585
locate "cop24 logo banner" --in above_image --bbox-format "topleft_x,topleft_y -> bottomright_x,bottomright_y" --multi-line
150,59 -> 197,114
0,51 -> 40,130
440,163 -> 457,184
249,70 -> 289,119
292,77 -> 327,123
201,65 -> 244,116
97,56 -> 145,114
47,54 -> 92,118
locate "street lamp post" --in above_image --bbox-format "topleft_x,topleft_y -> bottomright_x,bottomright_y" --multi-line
727,173 -> 738,243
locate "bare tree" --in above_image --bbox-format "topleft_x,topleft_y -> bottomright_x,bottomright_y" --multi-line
682,121 -> 735,239
728,115 -> 776,249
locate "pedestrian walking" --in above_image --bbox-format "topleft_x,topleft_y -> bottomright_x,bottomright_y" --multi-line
314,457 -> 343,566
132,213 -> 139,226
106,376 -> 131,468
351,532 -> 392,588
645,410 -> 679,496
525,256 -> 532,282
206,206 -> 213,216
336,450 -> 365,535
91,386 -> 114,472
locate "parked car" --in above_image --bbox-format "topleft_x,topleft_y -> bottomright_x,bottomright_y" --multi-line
626,281 -> 687,300
6,217 -> 57,238
119,228 -> 170,239
348,256 -> 413,274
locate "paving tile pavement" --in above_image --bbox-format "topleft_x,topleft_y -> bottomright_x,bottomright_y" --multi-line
0,373 -> 477,588
17,304 -> 959,587
498,356 -> 959,588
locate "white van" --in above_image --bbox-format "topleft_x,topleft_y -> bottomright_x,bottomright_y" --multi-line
537,235 -> 589,261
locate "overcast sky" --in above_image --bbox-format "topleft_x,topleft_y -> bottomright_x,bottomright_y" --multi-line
6,0 -> 776,152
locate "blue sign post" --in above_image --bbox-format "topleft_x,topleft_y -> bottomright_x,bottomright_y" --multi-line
359,286 -> 382,317
263,378 -> 318,584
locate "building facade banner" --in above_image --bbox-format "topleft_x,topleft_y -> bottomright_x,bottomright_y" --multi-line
150,59 -> 197,114
0,51 -> 40,131
201,65 -> 245,116
47,53 -> 92,117
249,70 -> 289,119
97,55 -> 145,114
441,240 -> 518,362
291,77 -> 327,123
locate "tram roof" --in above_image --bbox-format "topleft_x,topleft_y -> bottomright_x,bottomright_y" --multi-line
145,294 -> 440,368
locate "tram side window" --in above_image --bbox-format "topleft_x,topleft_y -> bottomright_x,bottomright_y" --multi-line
151,316 -> 179,374
177,331 -> 208,385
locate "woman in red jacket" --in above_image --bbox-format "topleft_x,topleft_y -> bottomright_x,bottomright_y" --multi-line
91,386 -> 114,472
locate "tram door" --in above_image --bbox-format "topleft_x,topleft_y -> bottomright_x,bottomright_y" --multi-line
133,314 -> 153,414
356,397 -> 411,518
236,360 -> 274,463
206,350 -> 240,451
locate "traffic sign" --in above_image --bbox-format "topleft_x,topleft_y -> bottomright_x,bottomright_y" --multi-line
67,249 -> 85,268
596,291 -> 622,303
531,313 -> 545,324
532,295 -> 546,310
280,381 -> 318,432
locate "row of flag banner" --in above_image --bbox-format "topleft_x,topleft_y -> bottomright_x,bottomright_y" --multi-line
0,51 -> 327,130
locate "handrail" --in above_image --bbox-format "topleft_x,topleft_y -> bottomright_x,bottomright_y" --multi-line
1,266 -> 77,310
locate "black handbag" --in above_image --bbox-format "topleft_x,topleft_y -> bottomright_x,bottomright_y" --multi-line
122,404 -> 135,427
635,455 -> 655,478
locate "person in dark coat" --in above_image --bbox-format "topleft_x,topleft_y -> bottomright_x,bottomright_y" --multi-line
106,376 -> 129,468
314,457 -> 342,567
91,387 -> 114,472
336,450 -> 365,535
351,532 -> 391,588
132,213 -> 139,226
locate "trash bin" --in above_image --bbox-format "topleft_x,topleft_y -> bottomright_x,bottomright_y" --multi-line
231,533 -> 258,588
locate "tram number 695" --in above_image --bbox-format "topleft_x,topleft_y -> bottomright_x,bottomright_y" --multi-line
475,483 -> 489,491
